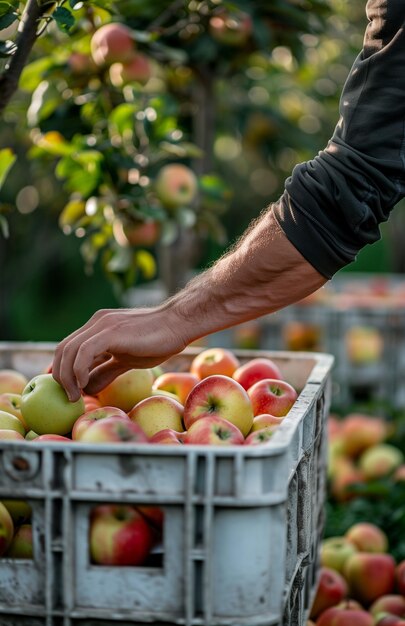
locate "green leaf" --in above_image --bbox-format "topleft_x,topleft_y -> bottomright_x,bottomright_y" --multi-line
59,199 -> 86,231
0,9 -> 17,31
20,58 -> 55,92
0,147 -> 16,191
52,6 -> 75,33
108,103 -> 137,138
27,81 -> 61,126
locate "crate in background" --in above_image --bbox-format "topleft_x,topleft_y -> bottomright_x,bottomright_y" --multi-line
0,342 -> 333,626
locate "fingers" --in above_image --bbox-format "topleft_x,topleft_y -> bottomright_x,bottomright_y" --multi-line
82,359 -> 127,396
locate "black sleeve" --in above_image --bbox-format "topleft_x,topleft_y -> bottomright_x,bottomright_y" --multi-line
272,0 -> 405,279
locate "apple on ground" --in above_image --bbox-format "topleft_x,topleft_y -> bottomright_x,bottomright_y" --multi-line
72,406 -> 129,441
90,23 -> 135,67
97,368 -> 154,412
90,504 -> 153,566
345,522 -> 388,553
396,560 -> 405,596
232,357 -> 282,391
359,444 -> 404,480
183,415 -> 244,446
316,605 -> 374,626
5,524 -> 33,559
309,567 -> 348,620
2,500 -> 31,525
155,163 -> 198,210
244,428 -> 275,445
152,372 -> 199,405
129,395 -> 184,438
247,378 -> 298,417
150,428 -> 185,445
0,502 -> 14,557
0,429 -> 25,440
20,374 -> 84,436
183,374 -> 253,436
370,595 -> 405,618
343,552 -> 396,605
190,348 -> 240,380
320,536 -> 358,574
79,417 -> 149,444
339,414 -> 387,458
0,410 -> 26,436
0,369 -> 28,394
250,413 -> 284,432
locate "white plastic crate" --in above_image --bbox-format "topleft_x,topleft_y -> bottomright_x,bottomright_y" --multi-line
0,342 -> 333,626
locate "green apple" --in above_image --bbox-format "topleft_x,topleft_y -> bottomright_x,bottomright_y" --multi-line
21,374 -> 85,435
321,536 -> 358,574
0,410 -> 25,436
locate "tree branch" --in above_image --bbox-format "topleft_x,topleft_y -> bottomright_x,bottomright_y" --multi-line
0,0 -> 50,115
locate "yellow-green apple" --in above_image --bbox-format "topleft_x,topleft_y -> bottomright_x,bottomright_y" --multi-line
0,410 -> 25,436
25,430 -> 38,440
396,560 -> 405,596
152,372 -> 199,404
97,368 -> 154,412
109,53 -> 152,87
345,522 -> 388,553
359,444 -> 404,480
2,500 -> 31,525
370,596 -> 405,618
339,414 -> 387,458
320,537 -> 358,574
183,374 -> 253,436
5,524 -> 33,559
250,413 -> 284,432
0,369 -> 28,394
90,504 -> 153,566
129,395 -> 184,438
155,163 -> 198,210
79,416 -> 149,444
33,434 -> 71,442
150,428 -> 185,445
247,378 -> 297,417
309,567 -> 348,620
343,552 -> 396,605
190,348 -> 240,379
90,23 -> 135,67
0,429 -> 25,440
316,606 -> 374,626
183,416 -> 244,446
0,393 -> 27,430
345,326 -> 383,365
209,9 -> 252,46
232,357 -> 282,391
21,374 -> 84,436
244,428 -> 275,445
0,501 -> 14,557
72,406 -> 129,441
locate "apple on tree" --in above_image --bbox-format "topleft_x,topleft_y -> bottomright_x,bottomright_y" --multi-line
155,163 -> 198,210
90,23 -> 135,67
20,374 -> 84,436
109,53 -> 152,87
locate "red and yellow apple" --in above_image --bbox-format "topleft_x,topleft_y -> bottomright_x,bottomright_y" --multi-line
244,428 -> 275,445
0,369 -> 28,394
72,406 -> 129,441
152,372 -> 199,405
343,552 -> 396,605
359,444 -> 404,480
183,415 -> 244,446
129,395 -> 184,438
339,414 -> 387,458
309,567 -> 348,620
370,595 -> 405,618
250,413 -> 284,432
90,23 -> 135,67
155,163 -> 198,210
345,522 -> 388,553
232,357 -> 282,391
109,53 -> 152,87
79,416 -> 149,444
150,428 -> 185,445
247,378 -> 297,417
97,368 -> 154,412
316,605 -> 374,626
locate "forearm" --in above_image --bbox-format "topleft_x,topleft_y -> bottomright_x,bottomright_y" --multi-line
163,205 -> 327,344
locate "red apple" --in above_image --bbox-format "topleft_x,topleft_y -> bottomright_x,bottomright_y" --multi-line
79,416 -> 149,444
5,524 -> 33,559
155,163 -> 198,210
244,428 -> 275,445
190,348 -> 240,380
129,395 -> 184,438
113,218 -> 161,248
0,501 -> 14,557
72,406 -> 129,441
232,357 -> 282,391
396,560 -> 405,596
90,23 -> 135,67
97,368 -> 154,412
370,595 -> 405,618
183,415 -> 244,446
109,53 -> 152,86
152,372 -> 199,405
0,369 -> 28,394
316,605 -> 374,626
149,428 -> 185,445
90,504 -> 153,566
309,567 -> 348,620
343,552 -> 396,605
82,394 -> 102,412
345,522 -> 388,553
184,374 -> 253,436
247,378 -> 298,417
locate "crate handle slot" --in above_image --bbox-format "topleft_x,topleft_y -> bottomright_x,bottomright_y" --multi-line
3,450 -> 40,481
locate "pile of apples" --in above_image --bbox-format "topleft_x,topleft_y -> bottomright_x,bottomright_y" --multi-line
328,413 -> 404,502
308,522 -> 405,625
0,348 -> 299,447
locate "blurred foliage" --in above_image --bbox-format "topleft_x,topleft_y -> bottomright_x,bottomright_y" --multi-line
0,0 -> 373,339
